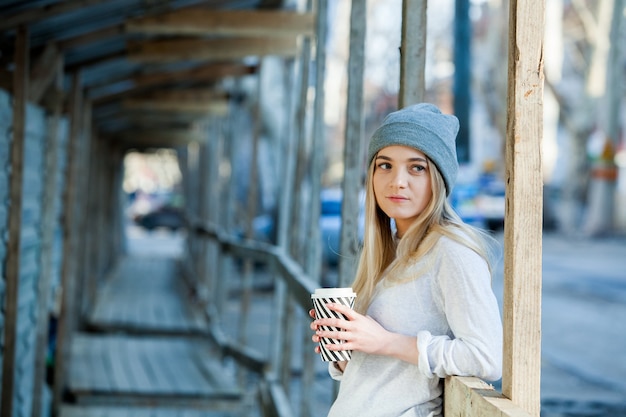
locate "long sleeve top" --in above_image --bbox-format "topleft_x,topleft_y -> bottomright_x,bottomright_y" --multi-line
327,236 -> 503,417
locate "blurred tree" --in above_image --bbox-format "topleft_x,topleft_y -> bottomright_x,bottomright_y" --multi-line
476,0 -> 624,234
581,0 -> 623,235
545,0 -> 623,235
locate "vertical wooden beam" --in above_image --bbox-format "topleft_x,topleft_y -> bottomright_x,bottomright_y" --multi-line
218,114 -> 237,314
275,58 -> 297,251
110,146 -> 126,262
271,58 -> 296,387
53,72 -> 83,414
79,108 -> 97,322
196,141 -> 210,300
31,55 -> 63,417
88,138 -> 104,306
1,24 -> 28,417
291,25 -> 312,265
399,0 -> 427,107
307,0 -> 328,286
503,0 -> 545,415
76,100 -> 93,326
238,78 -> 262,380
301,1 -> 328,414
205,118 -> 221,300
283,20 -> 313,393
338,0 -> 366,288
102,145 -> 117,273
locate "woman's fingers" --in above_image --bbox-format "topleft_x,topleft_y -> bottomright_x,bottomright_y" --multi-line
316,328 -> 350,342
310,303 -> 357,353
326,302 -> 357,319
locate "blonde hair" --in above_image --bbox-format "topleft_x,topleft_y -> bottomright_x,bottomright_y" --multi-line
351,157 -> 498,314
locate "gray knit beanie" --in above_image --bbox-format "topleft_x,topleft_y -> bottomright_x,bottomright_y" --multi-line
367,103 -> 460,195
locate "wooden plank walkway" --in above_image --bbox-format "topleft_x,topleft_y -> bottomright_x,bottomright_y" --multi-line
87,256 -> 207,335
60,254 -> 244,416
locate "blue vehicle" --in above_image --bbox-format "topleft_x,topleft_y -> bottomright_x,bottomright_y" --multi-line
252,188 -> 364,265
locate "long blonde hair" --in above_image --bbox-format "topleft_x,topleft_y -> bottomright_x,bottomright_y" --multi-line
351,157 -> 498,313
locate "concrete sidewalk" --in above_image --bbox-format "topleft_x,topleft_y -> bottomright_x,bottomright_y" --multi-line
491,232 -> 626,416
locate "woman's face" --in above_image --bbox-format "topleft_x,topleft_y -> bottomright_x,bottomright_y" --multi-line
372,145 -> 433,237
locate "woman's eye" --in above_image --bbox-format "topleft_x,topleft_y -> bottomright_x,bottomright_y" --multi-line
411,165 -> 426,173
378,162 -> 391,170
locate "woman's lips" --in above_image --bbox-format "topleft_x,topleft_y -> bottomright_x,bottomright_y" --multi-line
387,195 -> 408,203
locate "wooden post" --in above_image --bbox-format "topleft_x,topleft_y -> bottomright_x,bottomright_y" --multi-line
237,82 -> 261,385
306,0 -> 328,287
53,72 -> 83,414
270,58 -> 297,379
206,118 -> 221,302
1,24 -> 28,417
275,58 -> 297,253
196,140 -> 210,298
81,128 -> 100,319
338,0 -> 366,288
290,18 -> 312,265
399,0 -> 427,107
215,118 -> 234,319
76,100 -> 93,326
31,55 -> 63,417
503,0 -> 545,415
301,1 -> 327,413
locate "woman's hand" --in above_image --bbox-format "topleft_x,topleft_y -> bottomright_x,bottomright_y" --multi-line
309,303 -> 419,364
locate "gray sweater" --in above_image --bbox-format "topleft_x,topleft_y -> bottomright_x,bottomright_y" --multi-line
327,236 -> 503,417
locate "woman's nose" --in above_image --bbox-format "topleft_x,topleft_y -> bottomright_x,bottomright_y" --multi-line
390,170 -> 408,188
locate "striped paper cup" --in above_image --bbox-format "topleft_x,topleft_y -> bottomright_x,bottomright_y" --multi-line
311,287 -> 357,362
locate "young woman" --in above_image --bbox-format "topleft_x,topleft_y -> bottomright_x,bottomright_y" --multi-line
310,103 -> 503,417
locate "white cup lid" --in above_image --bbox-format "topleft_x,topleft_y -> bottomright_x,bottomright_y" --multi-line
311,287 -> 356,298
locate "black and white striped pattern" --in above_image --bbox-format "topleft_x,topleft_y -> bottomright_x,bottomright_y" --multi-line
312,296 -> 356,362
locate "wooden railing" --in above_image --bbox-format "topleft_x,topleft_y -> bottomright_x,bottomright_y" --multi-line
187,220 -> 537,417
444,377 -> 533,416
187,220 -> 321,416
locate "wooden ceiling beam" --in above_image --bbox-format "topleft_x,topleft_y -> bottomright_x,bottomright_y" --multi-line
134,89 -> 229,102
0,20 -> 123,66
57,24 -> 125,51
65,50 -> 126,73
123,96 -> 229,115
97,112 -> 192,130
90,62 -> 257,105
126,8 -> 315,37
99,111 -> 209,127
127,37 -> 299,62
0,0 -> 110,31
112,128 -> 207,147
132,62 -> 257,89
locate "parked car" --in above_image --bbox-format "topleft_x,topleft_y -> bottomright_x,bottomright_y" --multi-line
450,173 -> 506,232
134,204 -> 185,231
475,176 -> 506,231
251,188 -> 365,266
319,188 -> 365,266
